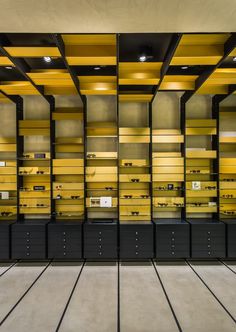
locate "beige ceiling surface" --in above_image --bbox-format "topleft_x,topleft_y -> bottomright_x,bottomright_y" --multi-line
0,0 -> 235,33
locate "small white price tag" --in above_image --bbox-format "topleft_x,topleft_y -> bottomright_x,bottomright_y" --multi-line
100,197 -> 112,208
0,161 -> 6,167
192,181 -> 201,190
1,192 -> 9,199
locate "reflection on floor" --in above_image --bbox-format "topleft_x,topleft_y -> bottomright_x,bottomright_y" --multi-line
0,260 -> 235,332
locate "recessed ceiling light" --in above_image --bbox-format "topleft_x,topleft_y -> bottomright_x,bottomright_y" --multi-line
94,66 -> 101,70
233,56 -> 236,62
181,66 -> 188,70
43,56 -> 52,63
139,55 -> 147,62
5,66 -> 13,70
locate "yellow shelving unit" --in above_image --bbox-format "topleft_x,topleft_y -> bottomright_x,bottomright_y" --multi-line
52,107 -> 84,220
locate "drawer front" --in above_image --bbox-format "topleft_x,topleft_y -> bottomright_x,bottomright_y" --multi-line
84,247 -> 117,259
120,225 -> 153,253
191,249 -> 226,258
191,224 -> 225,238
12,237 -> 45,245
48,248 -> 82,259
119,248 -> 153,259
11,249 -> 46,259
156,239 -> 189,249
156,250 -> 190,259
12,224 -> 46,234
156,224 -> 189,237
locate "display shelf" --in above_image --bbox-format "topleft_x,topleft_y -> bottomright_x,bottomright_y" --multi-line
52,103 -> 85,221
0,158 -> 17,219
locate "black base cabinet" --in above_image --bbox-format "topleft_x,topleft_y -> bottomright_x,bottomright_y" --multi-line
221,219 -> 236,258
84,220 -> 118,259
119,223 -> 154,259
188,219 -> 226,258
0,221 -> 14,260
154,219 -> 190,259
47,221 -> 82,259
11,220 -> 48,260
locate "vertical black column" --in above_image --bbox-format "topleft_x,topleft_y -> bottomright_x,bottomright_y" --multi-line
180,97 -> 186,220
16,97 -> 23,221
212,96 -> 220,220
49,96 -> 55,221
149,102 -> 153,221
83,97 -> 87,222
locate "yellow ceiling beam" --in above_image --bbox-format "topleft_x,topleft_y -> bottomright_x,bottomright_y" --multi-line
65,45 -> 116,66
0,81 -> 39,95
80,82 -> 116,95
162,75 -> 197,82
160,81 -> 195,90
179,34 -> 230,46
119,94 -> 153,102
119,78 -> 159,85
0,56 -> 14,66
171,45 -> 223,65
119,62 -> 162,71
62,34 -> 116,46
197,85 -> 228,94
44,86 -> 78,95
4,47 -> 61,57
78,76 -> 116,83
229,48 -> 236,57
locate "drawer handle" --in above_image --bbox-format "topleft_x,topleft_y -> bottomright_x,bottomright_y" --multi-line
131,211 -> 139,216
131,178 -> 140,183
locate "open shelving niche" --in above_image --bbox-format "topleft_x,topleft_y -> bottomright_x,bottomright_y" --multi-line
119,100 -> 151,223
184,95 -> 218,219
17,96 -> 52,220
219,95 -> 236,219
152,92 -> 185,220
85,95 -> 118,220
52,97 -> 85,221
0,98 -> 17,221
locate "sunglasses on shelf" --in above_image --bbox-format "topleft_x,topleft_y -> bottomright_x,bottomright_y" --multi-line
131,179 -> 140,183
105,187 -> 113,191
222,194 -> 234,198
156,186 -> 165,190
19,187 -> 30,191
55,185 -> 63,190
71,196 -> 80,199
0,212 -> 12,216
131,211 -> 139,216
124,195 -> 132,199
224,211 -> 235,215
36,171 -> 45,174
224,179 -> 235,182
124,162 -> 132,167
140,195 -> 149,198
19,204 -> 27,207
205,186 -> 216,190
36,204 -> 45,207
87,153 -> 96,158
190,170 -> 201,173
158,203 -> 168,207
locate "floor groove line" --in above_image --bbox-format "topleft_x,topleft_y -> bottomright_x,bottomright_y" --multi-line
117,260 -> 120,332
218,259 -> 236,276
152,260 -> 183,332
186,259 -> 236,325
0,261 -> 18,277
55,260 -> 86,332
0,260 -> 52,327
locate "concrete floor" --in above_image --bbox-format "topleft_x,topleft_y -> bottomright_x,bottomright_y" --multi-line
0,260 -> 235,332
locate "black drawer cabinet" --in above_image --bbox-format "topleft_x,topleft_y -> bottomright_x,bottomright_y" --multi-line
0,221 -> 14,259
47,221 -> 82,259
188,219 -> 226,258
221,219 -> 236,258
84,220 -> 118,259
120,223 -> 154,259
11,220 -> 48,259
154,219 -> 190,259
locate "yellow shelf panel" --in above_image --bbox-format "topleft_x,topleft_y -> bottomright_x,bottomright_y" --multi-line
119,94 -> 153,102
4,46 -> 60,57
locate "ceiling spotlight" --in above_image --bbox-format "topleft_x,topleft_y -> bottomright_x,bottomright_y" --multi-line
5,66 -> 13,70
139,55 -> 147,62
233,57 -> 236,62
181,66 -> 188,70
43,56 -> 52,63
94,66 -> 101,70
138,45 -> 153,62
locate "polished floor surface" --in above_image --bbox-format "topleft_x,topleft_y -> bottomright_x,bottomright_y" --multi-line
0,260 -> 235,332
